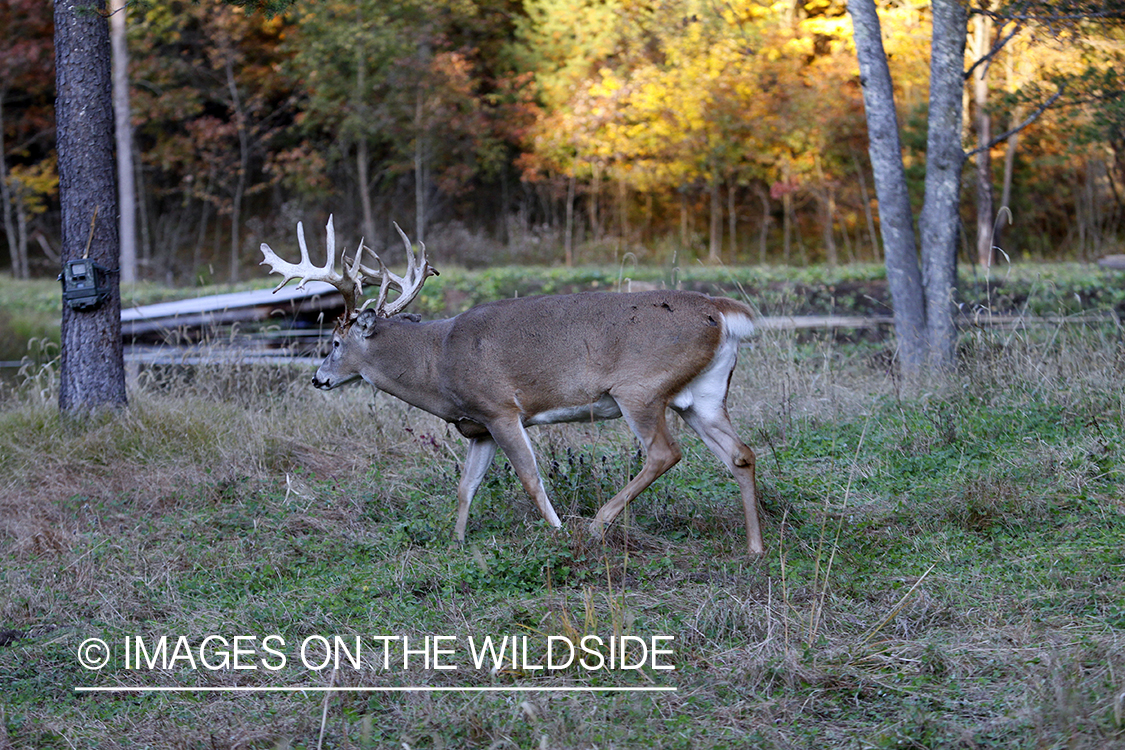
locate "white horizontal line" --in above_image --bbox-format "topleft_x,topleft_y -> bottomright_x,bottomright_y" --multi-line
76,685 -> 676,693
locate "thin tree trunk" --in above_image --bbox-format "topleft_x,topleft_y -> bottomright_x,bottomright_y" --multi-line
414,88 -> 426,245
354,12 -> 376,246
357,140 -> 375,244
224,57 -> 248,284
996,104 -> 1022,253
679,190 -> 689,248
782,192 -> 792,264
815,154 -> 838,266
972,10 -> 994,267
848,0 -> 928,374
56,0 -> 126,411
14,188 -> 29,278
617,176 -> 627,240
110,0 -> 135,286
755,184 -> 770,264
564,171 -> 575,266
919,0 -> 968,371
644,191 -> 653,243
709,176 -> 722,263
728,182 -> 737,263
135,141 -> 151,272
590,163 -> 601,241
851,147 -> 880,261
0,91 -> 23,279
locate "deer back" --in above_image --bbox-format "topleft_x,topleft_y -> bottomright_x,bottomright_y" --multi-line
436,290 -> 751,421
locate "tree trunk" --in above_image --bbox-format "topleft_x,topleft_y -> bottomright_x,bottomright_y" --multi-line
918,0 -> 968,371
781,161 -> 793,264
357,139 -> 375,245
815,155 -> 838,266
56,0 -> 126,411
728,182 -> 737,263
709,176 -> 721,263
225,57 -> 248,284
851,148 -> 880,261
564,170 -> 575,266
14,188 -> 29,278
972,11 -> 994,267
996,103 -> 1023,253
589,163 -> 601,241
414,88 -> 426,245
616,176 -> 627,240
0,91 -> 23,279
135,141 -> 152,271
679,190 -> 688,247
848,0 -> 928,374
110,0 -> 135,286
755,184 -> 770,264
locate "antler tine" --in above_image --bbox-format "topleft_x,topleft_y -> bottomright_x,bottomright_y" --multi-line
260,215 -> 362,319
355,222 -> 439,317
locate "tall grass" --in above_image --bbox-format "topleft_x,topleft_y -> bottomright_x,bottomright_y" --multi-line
0,286 -> 1123,748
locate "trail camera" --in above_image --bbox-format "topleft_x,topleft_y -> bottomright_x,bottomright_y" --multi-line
60,258 -> 112,311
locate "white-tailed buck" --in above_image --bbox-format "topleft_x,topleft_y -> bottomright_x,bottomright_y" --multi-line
261,217 -> 764,554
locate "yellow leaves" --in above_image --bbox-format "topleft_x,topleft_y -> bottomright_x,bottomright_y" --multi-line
5,156 -> 58,216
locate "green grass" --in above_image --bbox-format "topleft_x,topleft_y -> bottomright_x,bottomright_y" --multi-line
0,272 -> 1124,748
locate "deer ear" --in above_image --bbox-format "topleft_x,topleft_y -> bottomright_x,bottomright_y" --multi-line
355,309 -> 381,337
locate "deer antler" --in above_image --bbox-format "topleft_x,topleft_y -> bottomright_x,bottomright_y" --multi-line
260,216 -> 438,322
356,222 -> 439,318
260,215 -> 366,320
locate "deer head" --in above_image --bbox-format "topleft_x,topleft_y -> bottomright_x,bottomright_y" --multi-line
259,215 -> 438,325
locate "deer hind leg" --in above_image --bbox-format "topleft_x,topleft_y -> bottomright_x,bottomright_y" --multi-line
486,417 -> 563,531
454,437 -> 498,542
674,401 -> 763,555
590,401 -> 682,537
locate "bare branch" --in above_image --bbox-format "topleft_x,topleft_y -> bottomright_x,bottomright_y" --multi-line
964,82 -> 1067,159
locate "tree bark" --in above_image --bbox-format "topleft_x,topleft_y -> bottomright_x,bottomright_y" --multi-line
755,184 -> 770,264
815,154 -> 838,266
0,91 -> 23,279
56,0 -> 126,411
110,0 -> 135,286
709,176 -> 721,263
781,160 -> 793,264
851,148 -> 880,262
918,0 -> 968,371
996,104 -> 1022,252
848,0 -> 927,373
225,57 -> 248,284
728,182 -> 737,263
414,87 -> 426,245
972,11 -> 994,267
564,170 -> 575,266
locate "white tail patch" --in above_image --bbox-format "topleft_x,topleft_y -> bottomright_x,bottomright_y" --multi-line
721,311 -> 756,341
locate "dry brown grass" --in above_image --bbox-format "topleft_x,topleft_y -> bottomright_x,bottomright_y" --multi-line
1,315 -> 1123,748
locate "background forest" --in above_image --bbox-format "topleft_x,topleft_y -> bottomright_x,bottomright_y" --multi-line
1,0 -> 1123,285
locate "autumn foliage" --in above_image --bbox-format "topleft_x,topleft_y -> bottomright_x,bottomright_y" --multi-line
0,0 -> 1122,281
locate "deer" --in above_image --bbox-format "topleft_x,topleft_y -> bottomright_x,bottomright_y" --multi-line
260,217 -> 765,554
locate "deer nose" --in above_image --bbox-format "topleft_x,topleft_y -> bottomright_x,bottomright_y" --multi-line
312,374 -> 327,389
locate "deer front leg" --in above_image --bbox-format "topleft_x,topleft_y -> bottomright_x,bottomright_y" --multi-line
454,437 -> 498,542
487,418 -> 563,531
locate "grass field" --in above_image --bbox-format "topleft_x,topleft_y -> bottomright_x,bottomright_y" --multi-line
1,270 -> 1124,749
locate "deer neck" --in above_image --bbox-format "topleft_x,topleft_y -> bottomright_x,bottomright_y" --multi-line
358,318 -> 458,420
